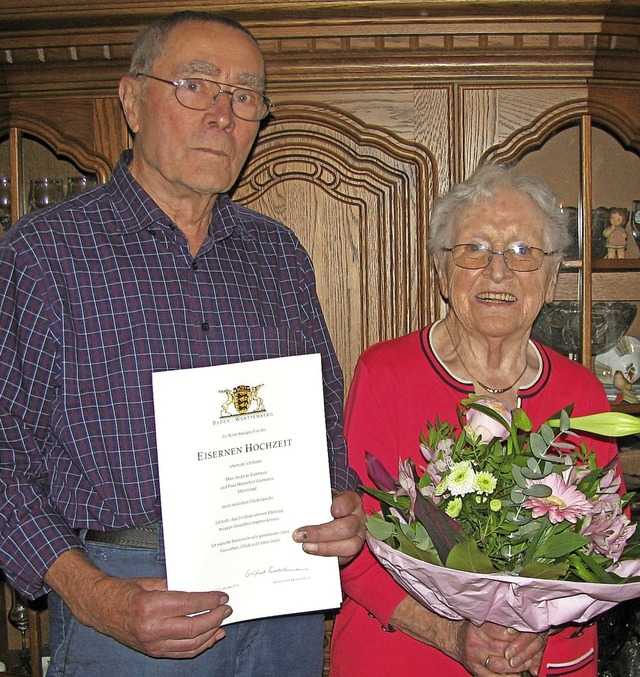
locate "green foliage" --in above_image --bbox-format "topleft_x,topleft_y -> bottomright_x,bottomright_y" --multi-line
364,399 -> 640,584
446,541 -> 497,573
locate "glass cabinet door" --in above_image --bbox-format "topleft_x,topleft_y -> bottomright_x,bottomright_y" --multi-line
0,129 -> 104,235
515,119 -> 640,414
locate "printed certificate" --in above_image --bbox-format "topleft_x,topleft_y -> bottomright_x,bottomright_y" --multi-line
152,353 -> 342,624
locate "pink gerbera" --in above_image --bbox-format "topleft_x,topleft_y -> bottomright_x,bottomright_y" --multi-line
522,473 -> 592,524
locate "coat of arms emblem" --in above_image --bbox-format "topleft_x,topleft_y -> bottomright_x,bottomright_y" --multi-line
219,384 -> 265,417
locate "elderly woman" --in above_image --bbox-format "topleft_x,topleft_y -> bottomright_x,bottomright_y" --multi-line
331,165 -> 618,677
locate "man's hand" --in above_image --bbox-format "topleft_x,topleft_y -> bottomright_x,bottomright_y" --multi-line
45,550 -> 231,658
292,489 -> 365,566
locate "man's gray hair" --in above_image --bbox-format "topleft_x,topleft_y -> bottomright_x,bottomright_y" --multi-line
428,165 -> 571,265
128,11 -> 262,77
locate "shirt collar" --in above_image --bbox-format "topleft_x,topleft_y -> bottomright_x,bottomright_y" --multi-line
108,150 -> 253,242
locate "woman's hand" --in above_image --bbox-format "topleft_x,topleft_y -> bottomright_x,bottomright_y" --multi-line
390,596 -> 546,675
456,619 -> 546,676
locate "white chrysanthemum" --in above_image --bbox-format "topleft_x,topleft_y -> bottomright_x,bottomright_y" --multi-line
446,461 -> 476,497
474,471 -> 497,495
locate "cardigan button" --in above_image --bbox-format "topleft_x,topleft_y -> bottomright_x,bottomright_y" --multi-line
367,612 -> 395,632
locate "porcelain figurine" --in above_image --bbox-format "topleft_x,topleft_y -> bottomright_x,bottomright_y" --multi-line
603,207 -> 629,259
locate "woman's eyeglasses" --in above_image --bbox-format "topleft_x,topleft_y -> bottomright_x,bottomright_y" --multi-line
442,243 -> 556,272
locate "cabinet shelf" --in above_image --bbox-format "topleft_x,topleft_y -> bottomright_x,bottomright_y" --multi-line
592,259 -> 640,273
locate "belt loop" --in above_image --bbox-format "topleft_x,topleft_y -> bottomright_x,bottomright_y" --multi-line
157,521 -> 166,563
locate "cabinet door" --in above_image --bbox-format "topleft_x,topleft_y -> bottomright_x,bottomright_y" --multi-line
232,103 -> 438,392
486,113 -> 640,415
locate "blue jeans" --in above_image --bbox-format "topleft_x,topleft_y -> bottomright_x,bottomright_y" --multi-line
47,539 -> 325,677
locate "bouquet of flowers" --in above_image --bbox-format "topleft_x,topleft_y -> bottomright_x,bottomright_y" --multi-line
364,396 -> 640,631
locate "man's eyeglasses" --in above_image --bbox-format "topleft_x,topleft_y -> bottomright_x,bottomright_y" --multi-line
136,73 -> 274,122
442,243 -> 556,272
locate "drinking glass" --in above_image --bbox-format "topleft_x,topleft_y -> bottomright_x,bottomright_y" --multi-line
28,178 -> 63,212
8,587 -> 31,673
67,175 -> 97,196
0,177 -> 10,234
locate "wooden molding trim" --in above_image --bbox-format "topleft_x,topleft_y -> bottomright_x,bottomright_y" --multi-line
1,3 -> 639,92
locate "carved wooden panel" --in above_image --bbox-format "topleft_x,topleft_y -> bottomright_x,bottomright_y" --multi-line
232,103 -> 437,390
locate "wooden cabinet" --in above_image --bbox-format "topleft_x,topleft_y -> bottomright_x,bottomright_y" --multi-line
2,1 -> 640,674
3,1 -> 640,395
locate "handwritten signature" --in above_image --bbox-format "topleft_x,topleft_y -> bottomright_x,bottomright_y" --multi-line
245,565 -> 310,578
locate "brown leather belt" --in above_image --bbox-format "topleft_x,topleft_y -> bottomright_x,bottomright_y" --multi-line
83,524 -> 159,550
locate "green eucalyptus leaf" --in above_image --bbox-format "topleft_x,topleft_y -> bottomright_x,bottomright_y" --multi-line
560,409 -> 571,432
394,525 -> 439,563
550,442 -> 575,451
528,433 -> 549,458
540,455 -> 569,467
510,487 -> 526,504
521,466 -> 544,480
511,464 -> 529,489
365,517 -> 397,541
540,461 -> 556,475
521,484 -> 552,498
539,423 -> 557,446
526,457 -> 542,472
412,519 -> 431,541
506,511 -> 532,526
514,520 -> 542,537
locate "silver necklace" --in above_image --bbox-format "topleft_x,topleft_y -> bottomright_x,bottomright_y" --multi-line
443,322 -> 527,394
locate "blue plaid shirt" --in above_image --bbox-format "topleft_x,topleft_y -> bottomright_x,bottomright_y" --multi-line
0,151 -> 357,597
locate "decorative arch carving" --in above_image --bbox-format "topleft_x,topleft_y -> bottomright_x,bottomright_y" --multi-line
481,98 -> 640,166
0,113 -> 112,182
232,102 -> 437,389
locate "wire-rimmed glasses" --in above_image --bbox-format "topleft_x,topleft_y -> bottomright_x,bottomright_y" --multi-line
443,243 -> 556,272
136,73 -> 273,121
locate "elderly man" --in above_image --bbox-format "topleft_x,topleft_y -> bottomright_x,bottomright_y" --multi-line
0,11 -> 363,677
